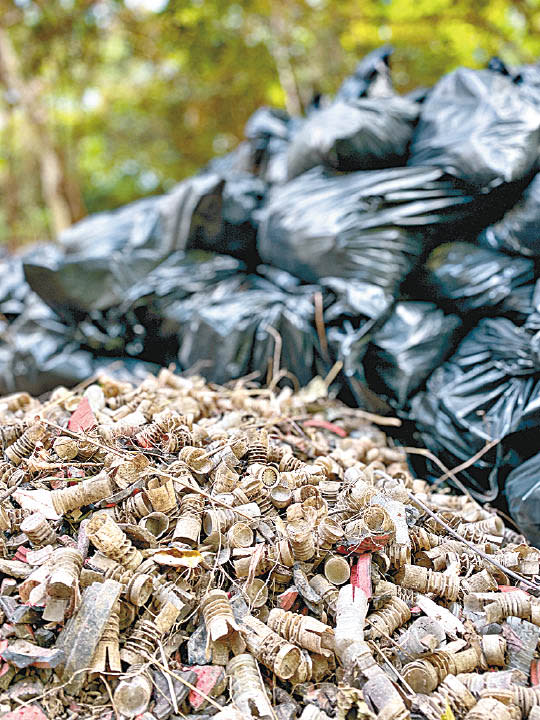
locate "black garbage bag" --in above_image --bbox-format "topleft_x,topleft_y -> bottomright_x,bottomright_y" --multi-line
487,57 -> 513,77
406,87 -> 431,104
163,171 -> 259,259
23,169 -> 263,318
363,301 -> 462,408
258,166 -> 479,293
123,250 -> 245,317
243,107 -> 305,185
0,255 -> 31,321
478,174 -> 540,258
167,170 -> 265,264
286,97 -> 419,179
327,322 -> 373,408
21,252 -> 242,366
0,295 -> 159,396
322,277 -> 394,327
244,107 -> 291,180
423,242 -> 535,318
515,62 -> 540,90
177,276 -> 321,387
337,45 -> 394,101
322,278 -> 395,411
488,57 -> 540,105
515,64 -> 540,106
119,250 -> 246,360
409,68 -> 540,189
204,143 -> 253,176
23,193 -> 174,317
66,307 -> 150,359
187,172 -> 265,264
523,289 -> 540,334
410,316 -> 540,498
506,451 -> 540,547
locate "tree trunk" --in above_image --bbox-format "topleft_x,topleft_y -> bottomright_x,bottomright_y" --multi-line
1,108 -> 21,248
0,26 -> 85,237
267,12 -> 303,117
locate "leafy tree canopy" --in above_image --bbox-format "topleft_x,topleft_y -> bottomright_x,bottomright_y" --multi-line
0,0 -> 538,247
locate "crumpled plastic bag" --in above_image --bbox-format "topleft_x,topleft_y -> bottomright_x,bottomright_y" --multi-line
424,242 -> 535,318
182,172 -> 265,264
177,275 -> 322,387
243,107 -> 304,185
488,57 -> 540,106
258,166 -> 479,293
363,301 -> 462,408
322,277 -> 394,328
321,279 -> 395,412
506,451 -> 540,547
478,174 -> 540,257
410,316 -> 540,498
23,192 -> 176,317
21,251 -> 244,366
244,106 -> 292,182
409,68 -> 540,189
204,142 -> 253,176
23,168 -> 264,319
0,295 -> 158,396
336,45 -> 394,101
326,321 -> 374,410
0,255 -> 30,320
118,250 -> 247,367
286,97 -> 419,179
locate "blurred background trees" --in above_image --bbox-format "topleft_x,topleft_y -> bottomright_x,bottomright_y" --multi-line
0,0 -> 538,248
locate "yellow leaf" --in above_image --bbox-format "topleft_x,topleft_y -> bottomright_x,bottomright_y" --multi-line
440,699 -> 455,720
150,548 -> 203,568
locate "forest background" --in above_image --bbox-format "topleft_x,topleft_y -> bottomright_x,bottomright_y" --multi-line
0,0 -> 538,249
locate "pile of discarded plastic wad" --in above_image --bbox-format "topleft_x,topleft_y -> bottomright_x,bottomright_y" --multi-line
1,47 -> 540,536
1,370 -> 540,719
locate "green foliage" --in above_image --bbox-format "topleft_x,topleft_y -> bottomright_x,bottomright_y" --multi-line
0,0 -> 538,247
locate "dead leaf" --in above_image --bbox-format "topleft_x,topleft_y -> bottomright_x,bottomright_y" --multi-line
149,547 -> 204,568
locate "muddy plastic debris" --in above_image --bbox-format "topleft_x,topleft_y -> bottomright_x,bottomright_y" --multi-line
1,371 -> 540,718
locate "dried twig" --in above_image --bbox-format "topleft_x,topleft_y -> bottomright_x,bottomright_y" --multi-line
405,489 -> 540,593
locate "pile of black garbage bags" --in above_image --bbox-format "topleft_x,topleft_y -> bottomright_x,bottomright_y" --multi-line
2,47 -> 540,539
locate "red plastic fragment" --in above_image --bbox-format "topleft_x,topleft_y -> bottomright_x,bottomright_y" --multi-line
68,396 -> 96,432
499,584 -> 530,596
303,419 -> 347,437
532,659 -> 540,686
184,665 -> 224,710
3,706 -> 48,720
351,554 -> 372,599
23,624 -> 35,639
335,532 -> 392,555
13,547 -> 28,563
278,588 -> 298,610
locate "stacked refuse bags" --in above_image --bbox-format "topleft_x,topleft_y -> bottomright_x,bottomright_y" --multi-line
1,47 -> 540,536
